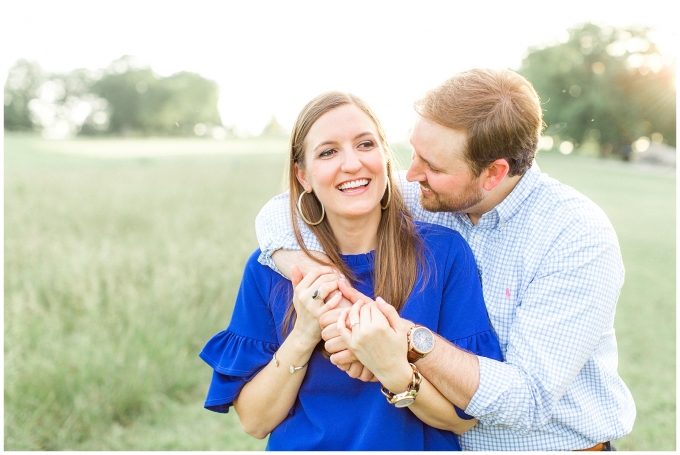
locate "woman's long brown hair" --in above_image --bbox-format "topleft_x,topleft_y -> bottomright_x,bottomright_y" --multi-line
281,92 -> 424,337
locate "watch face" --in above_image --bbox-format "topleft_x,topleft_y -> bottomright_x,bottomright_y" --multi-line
394,397 -> 415,408
412,327 -> 435,353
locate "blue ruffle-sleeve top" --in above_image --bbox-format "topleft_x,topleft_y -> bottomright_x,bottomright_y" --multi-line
199,222 -> 503,451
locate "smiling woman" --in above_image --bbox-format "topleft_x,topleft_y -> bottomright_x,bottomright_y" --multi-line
286,92 -> 419,313
198,91 -> 503,450
294,104 -> 388,252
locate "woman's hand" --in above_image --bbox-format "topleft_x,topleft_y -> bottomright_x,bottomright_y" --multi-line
290,265 -> 343,347
316,296 -> 377,382
336,298 -> 413,392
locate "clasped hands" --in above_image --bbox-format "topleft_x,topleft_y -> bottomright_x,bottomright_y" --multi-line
291,265 -> 414,385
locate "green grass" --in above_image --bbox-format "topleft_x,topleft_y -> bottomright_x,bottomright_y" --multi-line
4,134 -> 675,450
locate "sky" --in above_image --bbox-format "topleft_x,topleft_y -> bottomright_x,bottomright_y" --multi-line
2,0 -> 678,141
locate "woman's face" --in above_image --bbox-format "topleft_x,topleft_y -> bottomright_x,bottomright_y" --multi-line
296,104 -> 388,222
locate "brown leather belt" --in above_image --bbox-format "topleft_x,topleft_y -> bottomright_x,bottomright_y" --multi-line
575,442 -> 606,451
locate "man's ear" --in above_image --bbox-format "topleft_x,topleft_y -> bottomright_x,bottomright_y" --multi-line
294,162 -> 312,192
481,159 -> 510,191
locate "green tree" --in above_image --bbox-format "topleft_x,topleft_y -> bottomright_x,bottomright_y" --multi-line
519,23 -> 676,158
91,56 -> 222,136
4,60 -> 107,137
4,59 -> 46,131
5,55 -> 223,137
260,116 -> 288,137
155,71 -> 222,135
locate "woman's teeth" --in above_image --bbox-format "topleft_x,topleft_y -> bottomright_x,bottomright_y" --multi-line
338,179 -> 369,191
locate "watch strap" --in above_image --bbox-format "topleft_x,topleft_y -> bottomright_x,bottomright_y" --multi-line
381,363 -> 422,406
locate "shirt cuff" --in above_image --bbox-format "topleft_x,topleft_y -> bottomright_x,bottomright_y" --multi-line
256,231 -> 303,278
465,355 -> 510,423
257,247 -> 283,276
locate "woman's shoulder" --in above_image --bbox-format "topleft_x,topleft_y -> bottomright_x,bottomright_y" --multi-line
242,248 -> 287,291
413,221 -> 468,251
413,221 -> 477,277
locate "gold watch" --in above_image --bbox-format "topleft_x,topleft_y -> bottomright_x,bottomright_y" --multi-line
381,363 -> 422,407
407,325 -> 435,363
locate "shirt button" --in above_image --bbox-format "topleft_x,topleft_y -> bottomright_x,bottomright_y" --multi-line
475,235 -> 481,242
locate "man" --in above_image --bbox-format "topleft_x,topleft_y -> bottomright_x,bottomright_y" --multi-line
255,68 -> 635,450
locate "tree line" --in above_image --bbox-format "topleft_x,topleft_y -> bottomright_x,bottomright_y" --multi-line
4,55 -> 222,138
519,22 -> 675,158
4,23 -> 676,159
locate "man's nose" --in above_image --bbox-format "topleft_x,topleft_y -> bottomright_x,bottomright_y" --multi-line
406,158 -> 423,182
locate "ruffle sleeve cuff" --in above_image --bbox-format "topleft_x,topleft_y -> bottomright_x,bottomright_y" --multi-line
199,329 -> 279,413
452,329 -> 504,362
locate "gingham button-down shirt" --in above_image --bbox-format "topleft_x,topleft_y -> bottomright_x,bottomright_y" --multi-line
255,162 -> 636,450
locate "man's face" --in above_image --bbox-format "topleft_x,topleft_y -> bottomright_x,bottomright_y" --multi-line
406,116 -> 484,214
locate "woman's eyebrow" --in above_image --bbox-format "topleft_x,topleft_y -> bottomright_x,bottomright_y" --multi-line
312,132 -> 375,151
353,132 -> 374,140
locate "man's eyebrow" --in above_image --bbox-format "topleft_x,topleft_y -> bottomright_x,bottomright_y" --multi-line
420,155 -> 435,168
411,147 -> 435,168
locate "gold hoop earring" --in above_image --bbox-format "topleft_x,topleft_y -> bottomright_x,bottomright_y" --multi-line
381,178 -> 392,210
297,190 -> 325,225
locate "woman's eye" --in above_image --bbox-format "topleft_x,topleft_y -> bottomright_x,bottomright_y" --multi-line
319,148 -> 336,158
358,141 -> 375,149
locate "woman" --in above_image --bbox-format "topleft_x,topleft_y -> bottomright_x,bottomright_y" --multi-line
199,92 -> 502,450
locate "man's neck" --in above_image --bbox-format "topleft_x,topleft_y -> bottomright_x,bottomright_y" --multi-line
467,174 -> 522,226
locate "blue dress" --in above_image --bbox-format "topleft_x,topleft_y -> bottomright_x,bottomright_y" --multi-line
199,222 -> 503,451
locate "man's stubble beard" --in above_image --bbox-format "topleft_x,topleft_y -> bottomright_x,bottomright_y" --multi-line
419,178 -> 484,214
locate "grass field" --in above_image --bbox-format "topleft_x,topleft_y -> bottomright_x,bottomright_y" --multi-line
4,133 -> 676,450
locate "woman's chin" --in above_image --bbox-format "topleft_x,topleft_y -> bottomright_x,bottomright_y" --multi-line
328,205 -> 382,221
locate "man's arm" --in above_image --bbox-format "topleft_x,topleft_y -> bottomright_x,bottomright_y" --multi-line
328,221 -> 626,432
325,277 -> 482,409
255,191 -> 326,276
453,227 -> 624,434
459,229 -> 625,432
271,250 -> 330,280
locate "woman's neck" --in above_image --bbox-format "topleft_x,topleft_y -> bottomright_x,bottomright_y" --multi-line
326,209 -> 381,255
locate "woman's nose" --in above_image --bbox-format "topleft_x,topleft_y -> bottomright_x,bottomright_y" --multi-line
341,149 -> 362,173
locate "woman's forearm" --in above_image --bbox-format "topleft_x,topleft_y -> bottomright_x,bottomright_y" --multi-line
233,332 -> 316,439
377,360 -> 476,435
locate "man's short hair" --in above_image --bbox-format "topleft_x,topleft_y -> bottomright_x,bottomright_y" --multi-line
414,68 -> 543,177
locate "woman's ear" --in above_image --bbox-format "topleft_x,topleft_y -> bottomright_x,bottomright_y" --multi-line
294,162 -> 312,192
